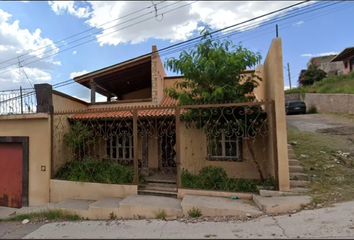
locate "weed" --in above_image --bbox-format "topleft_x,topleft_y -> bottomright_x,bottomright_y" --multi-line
109,212 -> 117,220
154,209 -> 167,220
188,208 -> 202,218
0,210 -> 79,222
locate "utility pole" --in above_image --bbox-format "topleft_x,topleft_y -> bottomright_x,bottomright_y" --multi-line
287,63 -> 292,89
276,24 -> 278,37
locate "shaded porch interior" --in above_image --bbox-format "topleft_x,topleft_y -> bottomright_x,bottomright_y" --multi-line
74,55 -> 153,103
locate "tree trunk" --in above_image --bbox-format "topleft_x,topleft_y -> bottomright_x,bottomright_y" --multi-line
246,140 -> 265,183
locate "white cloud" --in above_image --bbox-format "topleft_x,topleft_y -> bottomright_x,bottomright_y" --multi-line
300,52 -> 339,58
70,70 -> 88,79
73,50 -> 77,55
48,1 -> 91,19
0,9 -> 60,89
47,1 -> 312,46
293,20 -> 304,26
284,86 -> 290,90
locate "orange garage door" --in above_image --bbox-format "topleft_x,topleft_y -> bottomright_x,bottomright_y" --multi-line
0,143 -> 23,208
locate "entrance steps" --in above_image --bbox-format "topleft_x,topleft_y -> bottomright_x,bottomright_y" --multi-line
138,178 -> 177,198
288,144 -> 310,191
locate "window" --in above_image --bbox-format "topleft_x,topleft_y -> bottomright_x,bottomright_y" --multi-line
344,61 -> 348,69
107,135 -> 134,160
207,133 -> 242,161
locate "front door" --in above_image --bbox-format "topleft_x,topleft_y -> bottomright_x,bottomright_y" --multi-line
0,143 -> 23,208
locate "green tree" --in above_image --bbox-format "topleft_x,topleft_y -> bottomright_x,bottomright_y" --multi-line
164,28 -> 262,104
164,28 -> 267,182
298,61 -> 327,86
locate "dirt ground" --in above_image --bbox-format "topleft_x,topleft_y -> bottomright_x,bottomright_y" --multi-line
287,113 -> 354,151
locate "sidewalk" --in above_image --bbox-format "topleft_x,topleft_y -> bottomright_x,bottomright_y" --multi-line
19,200 -> 354,239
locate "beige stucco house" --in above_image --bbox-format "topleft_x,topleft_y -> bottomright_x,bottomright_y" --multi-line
0,37 -> 289,208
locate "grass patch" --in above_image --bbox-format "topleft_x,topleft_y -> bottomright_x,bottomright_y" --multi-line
287,129 -> 354,206
284,86 -> 311,94
54,158 -> 146,184
181,166 -> 260,193
0,210 -> 80,222
154,209 -> 167,220
188,208 -> 202,218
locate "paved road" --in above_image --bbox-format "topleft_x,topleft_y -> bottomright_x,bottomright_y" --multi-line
6,200 -> 354,239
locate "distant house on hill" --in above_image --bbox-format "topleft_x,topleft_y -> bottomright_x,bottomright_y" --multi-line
331,47 -> 354,75
307,55 -> 343,76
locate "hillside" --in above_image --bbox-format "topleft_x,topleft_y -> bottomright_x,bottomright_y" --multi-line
285,72 -> 354,94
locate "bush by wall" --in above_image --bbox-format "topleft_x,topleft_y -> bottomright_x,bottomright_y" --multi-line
54,158 -> 146,184
181,166 -> 259,193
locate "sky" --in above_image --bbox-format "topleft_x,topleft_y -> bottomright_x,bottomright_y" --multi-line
0,1 -> 352,102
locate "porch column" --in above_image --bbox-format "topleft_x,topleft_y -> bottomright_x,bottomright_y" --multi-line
90,80 -> 96,103
107,92 -> 112,102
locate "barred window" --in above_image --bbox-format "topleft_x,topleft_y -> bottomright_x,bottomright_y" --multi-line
107,135 -> 134,160
207,133 -> 242,161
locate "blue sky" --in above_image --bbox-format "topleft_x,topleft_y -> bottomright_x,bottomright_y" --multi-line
0,1 -> 352,102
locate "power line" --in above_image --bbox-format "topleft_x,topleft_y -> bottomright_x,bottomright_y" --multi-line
0,1 -> 196,76
0,1 -> 166,68
0,1 -> 183,72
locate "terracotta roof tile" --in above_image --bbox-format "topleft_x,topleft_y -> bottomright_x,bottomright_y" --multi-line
70,96 -> 178,120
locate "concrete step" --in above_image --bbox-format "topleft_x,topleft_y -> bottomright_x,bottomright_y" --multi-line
290,173 -> 308,180
146,178 -> 177,185
288,149 -> 294,155
288,153 -> 296,159
139,184 -> 177,192
118,195 -> 183,219
138,189 -> 177,198
89,198 -> 122,220
289,165 -> 304,172
289,159 -> 300,166
253,195 -> 312,214
181,195 -> 262,217
290,180 -> 310,188
55,199 -> 95,219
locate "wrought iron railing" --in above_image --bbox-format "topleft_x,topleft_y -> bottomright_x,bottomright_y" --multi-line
0,87 -> 37,115
52,101 -> 277,191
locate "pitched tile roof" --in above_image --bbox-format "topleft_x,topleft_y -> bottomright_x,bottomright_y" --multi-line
69,96 -> 178,120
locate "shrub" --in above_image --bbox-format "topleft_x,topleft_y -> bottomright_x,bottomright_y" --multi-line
188,208 -> 202,218
307,105 -> 317,114
181,166 -> 258,193
54,157 -> 146,184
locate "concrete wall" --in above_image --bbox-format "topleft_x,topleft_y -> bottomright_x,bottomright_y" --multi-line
307,55 -> 343,75
179,123 -> 269,180
253,38 -> 290,191
52,91 -> 87,112
0,113 -> 51,206
284,93 -> 301,102
50,180 -> 137,202
303,93 -> 354,114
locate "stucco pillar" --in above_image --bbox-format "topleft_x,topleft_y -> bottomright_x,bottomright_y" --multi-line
34,83 -> 53,113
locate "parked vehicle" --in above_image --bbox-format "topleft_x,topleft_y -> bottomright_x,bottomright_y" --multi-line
285,101 -> 306,115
